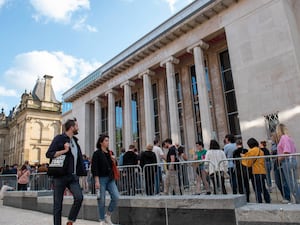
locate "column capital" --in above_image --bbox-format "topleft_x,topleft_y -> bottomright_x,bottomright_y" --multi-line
120,80 -> 135,89
160,56 -> 179,68
187,40 -> 209,53
93,96 -> 105,103
138,69 -> 155,79
105,89 -> 118,96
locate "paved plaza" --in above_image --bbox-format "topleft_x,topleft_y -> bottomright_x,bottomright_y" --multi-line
0,200 -> 99,225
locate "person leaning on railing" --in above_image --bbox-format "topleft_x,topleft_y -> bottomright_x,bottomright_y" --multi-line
241,138 -> 271,203
276,123 -> 300,204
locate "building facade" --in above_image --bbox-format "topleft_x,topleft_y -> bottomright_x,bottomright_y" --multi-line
0,75 -> 62,166
63,0 -> 300,158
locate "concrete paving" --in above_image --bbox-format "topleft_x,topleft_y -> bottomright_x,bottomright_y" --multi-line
0,200 -> 100,225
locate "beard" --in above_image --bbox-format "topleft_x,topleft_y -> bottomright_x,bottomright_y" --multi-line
73,130 -> 79,135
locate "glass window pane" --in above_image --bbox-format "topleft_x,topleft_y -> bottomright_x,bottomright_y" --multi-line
228,114 -> 241,135
225,91 -> 237,113
223,71 -> 234,91
220,50 -> 231,70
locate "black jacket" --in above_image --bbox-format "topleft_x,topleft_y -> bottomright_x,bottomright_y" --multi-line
91,149 -> 113,177
46,133 -> 86,176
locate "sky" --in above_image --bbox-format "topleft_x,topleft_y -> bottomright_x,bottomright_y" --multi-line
0,0 -> 194,115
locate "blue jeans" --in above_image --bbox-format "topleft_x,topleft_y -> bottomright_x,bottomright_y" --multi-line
53,174 -> 83,225
154,167 -> 162,194
228,167 -> 237,194
281,158 -> 300,203
98,177 -> 120,220
265,160 -> 272,188
274,162 -> 290,201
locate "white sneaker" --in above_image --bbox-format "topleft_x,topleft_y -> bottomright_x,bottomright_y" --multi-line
99,221 -> 107,225
105,214 -> 113,225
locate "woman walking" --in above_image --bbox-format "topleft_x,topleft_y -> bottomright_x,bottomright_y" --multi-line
91,134 -> 120,225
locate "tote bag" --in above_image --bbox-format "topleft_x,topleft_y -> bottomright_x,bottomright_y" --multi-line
47,155 -> 68,176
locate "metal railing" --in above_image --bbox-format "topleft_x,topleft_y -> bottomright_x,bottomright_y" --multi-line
2,153 -> 300,204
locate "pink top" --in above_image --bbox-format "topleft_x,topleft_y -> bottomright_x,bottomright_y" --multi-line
277,135 -> 297,154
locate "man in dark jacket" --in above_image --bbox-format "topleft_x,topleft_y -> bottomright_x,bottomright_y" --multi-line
46,118 -> 86,225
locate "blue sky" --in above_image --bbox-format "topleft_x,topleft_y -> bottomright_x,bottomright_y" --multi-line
0,0 -> 193,115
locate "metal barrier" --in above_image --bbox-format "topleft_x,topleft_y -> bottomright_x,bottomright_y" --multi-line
28,172 -> 53,191
116,165 -> 143,196
0,174 -> 18,190
141,160 -> 216,196
217,153 -> 300,203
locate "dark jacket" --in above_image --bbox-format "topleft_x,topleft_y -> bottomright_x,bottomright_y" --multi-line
140,151 -> 157,169
91,149 -> 113,178
123,151 -> 138,166
46,133 -> 86,176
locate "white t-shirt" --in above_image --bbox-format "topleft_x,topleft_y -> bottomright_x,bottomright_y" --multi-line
71,138 -> 78,174
152,145 -> 164,164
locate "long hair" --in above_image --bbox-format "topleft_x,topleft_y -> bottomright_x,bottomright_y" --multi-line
209,140 -> 220,150
276,123 -> 288,139
96,134 -> 109,149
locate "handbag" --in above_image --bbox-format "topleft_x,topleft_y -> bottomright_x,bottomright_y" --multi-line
47,154 -> 68,176
109,151 -> 120,180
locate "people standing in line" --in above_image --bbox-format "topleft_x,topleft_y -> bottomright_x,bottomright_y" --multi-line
162,138 -> 180,195
233,139 -> 251,202
259,140 -> 272,192
205,140 -> 228,195
194,141 -> 211,195
242,138 -> 271,203
276,123 -> 300,204
271,132 -> 291,203
224,134 -> 237,194
152,140 -> 165,194
80,154 -> 90,193
123,144 -> 138,195
91,134 -> 120,225
140,144 -> 157,195
118,148 -> 126,166
17,164 -> 30,191
46,118 -> 87,225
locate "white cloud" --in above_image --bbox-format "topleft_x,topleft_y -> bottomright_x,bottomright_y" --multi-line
72,16 -> 98,32
163,0 -> 194,13
0,0 -> 6,9
4,51 -> 101,101
0,86 -> 17,97
30,0 -> 90,22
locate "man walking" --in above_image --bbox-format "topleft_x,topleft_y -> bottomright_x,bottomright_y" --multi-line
46,118 -> 86,225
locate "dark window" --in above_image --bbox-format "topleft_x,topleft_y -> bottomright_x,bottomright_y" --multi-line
219,50 -> 241,136
175,73 -> 184,145
152,83 -> 160,141
101,107 -> 108,134
190,65 -> 203,142
115,100 -> 123,154
132,92 -> 140,150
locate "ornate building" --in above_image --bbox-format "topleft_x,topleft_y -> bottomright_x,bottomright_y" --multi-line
0,75 -> 61,166
62,0 -> 300,158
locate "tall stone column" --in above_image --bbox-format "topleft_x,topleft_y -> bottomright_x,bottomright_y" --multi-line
120,81 -> 135,150
105,89 -> 117,153
160,56 -> 181,144
139,70 -> 155,145
187,40 -> 213,148
94,97 -> 102,143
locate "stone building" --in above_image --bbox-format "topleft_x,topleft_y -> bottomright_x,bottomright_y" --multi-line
1,75 -> 61,166
62,0 -> 300,158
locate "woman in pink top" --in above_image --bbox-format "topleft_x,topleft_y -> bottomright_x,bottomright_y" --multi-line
17,164 -> 30,191
276,123 -> 300,203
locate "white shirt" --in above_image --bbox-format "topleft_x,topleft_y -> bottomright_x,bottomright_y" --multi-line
205,149 -> 228,175
152,145 -> 164,165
